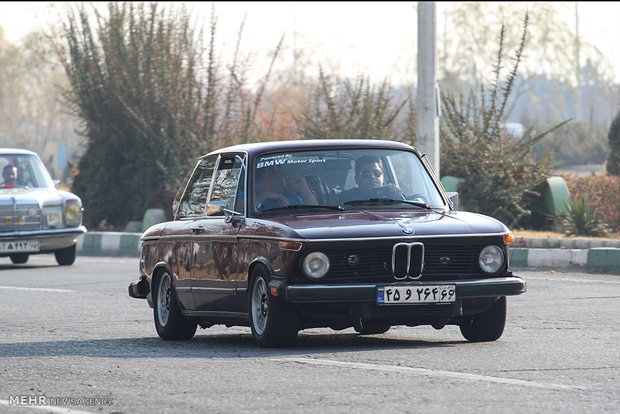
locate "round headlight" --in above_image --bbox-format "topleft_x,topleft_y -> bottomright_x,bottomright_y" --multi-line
478,245 -> 505,274
64,199 -> 82,227
302,252 -> 330,280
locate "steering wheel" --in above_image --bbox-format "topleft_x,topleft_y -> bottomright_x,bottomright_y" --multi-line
365,185 -> 405,200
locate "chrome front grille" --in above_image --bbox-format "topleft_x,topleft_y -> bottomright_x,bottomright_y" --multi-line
314,242 -> 485,282
392,242 -> 424,280
0,202 -> 41,232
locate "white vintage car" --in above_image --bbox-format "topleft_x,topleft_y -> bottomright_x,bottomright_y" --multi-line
0,148 -> 86,265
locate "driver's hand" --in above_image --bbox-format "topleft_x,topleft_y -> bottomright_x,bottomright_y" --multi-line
287,174 -> 318,204
287,174 -> 310,192
257,191 -> 289,206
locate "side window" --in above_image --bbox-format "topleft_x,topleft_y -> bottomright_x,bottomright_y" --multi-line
176,156 -> 217,218
234,161 -> 246,213
206,154 -> 245,216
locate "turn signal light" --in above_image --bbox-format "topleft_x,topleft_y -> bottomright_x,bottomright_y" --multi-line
270,287 -> 279,296
504,234 -> 515,243
279,241 -> 302,251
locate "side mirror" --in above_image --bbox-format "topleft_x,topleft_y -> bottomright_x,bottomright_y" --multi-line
220,206 -> 244,224
446,192 -> 459,210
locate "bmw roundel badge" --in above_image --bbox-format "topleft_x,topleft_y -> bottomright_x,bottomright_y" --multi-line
401,228 -> 414,235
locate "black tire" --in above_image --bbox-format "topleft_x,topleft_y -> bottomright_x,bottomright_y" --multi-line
355,321 -> 391,335
10,253 -> 29,264
249,266 -> 299,347
54,244 -> 77,266
460,297 -> 507,342
154,270 -> 197,340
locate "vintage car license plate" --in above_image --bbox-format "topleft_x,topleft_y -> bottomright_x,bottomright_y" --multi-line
377,285 -> 456,305
0,241 -> 40,253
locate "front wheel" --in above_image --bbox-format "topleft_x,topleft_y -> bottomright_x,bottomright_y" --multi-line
249,267 -> 299,347
55,244 -> 76,266
10,253 -> 29,264
459,297 -> 506,342
154,270 -> 197,340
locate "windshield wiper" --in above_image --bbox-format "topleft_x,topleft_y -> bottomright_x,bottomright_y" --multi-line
260,204 -> 345,213
343,198 -> 432,209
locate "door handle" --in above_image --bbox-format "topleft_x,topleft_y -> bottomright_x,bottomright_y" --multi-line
191,226 -> 205,234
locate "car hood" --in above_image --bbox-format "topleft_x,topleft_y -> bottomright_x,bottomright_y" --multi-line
259,209 -> 509,239
0,187 -> 75,207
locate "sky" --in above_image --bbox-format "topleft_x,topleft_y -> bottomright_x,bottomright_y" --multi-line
0,1 -> 619,86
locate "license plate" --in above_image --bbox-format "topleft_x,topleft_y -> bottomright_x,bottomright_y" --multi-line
0,241 -> 39,253
377,285 -> 456,305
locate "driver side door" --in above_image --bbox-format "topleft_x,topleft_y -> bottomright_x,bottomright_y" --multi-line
190,153 -> 246,313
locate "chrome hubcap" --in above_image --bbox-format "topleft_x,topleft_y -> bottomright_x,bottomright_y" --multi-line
252,277 -> 268,335
157,274 -> 171,326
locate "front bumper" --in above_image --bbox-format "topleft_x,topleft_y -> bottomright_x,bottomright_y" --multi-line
0,226 -> 87,254
270,276 -> 526,303
129,272 -> 150,299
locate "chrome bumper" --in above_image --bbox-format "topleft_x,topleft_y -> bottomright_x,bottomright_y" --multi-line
271,276 -> 527,303
0,226 -> 87,252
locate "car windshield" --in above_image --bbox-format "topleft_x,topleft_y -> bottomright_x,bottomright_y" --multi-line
0,153 -> 55,190
252,148 -> 445,213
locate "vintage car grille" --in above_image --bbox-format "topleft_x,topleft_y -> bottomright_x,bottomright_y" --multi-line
327,247 -> 393,279
0,203 -> 42,232
316,243 -> 485,282
423,245 -> 480,275
392,242 -> 424,279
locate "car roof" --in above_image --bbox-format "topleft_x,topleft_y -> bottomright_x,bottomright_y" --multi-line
0,148 -> 38,156
202,139 -> 421,159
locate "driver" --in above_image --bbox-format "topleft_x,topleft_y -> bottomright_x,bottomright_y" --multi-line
338,155 -> 402,203
1,164 -> 28,187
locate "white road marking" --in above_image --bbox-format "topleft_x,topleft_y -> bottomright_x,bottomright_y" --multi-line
272,357 -> 584,391
0,286 -> 75,293
0,399 -> 93,414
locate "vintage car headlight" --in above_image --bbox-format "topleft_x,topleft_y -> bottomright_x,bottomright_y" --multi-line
42,206 -> 63,227
46,212 -> 62,226
478,245 -> 505,274
302,252 -> 330,280
64,199 -> 82,227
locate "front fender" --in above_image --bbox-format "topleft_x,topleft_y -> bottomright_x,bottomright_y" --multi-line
145,261 -> 175,307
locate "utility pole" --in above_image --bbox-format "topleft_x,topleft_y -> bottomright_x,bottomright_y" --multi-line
574,2 -> 581,121
416,2 -> 440,176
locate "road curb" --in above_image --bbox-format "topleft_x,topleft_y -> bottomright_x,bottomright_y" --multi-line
76,232 -> 620,273
77,232 -> 141,257
510,247 -> 620,273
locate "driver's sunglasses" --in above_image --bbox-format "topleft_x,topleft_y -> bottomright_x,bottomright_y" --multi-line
358,169 -> 383,178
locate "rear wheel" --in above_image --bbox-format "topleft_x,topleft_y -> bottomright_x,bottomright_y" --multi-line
55,244 -> 76,266
459,297 -> 506,342
154,270 -> 197,340
10,253 -> 29,264
249,267 -> 299,347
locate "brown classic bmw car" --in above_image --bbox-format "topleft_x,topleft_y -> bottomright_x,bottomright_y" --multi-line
129,139 -> 526,347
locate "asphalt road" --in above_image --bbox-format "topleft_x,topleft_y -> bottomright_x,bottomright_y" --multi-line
0,255 -> 619,414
